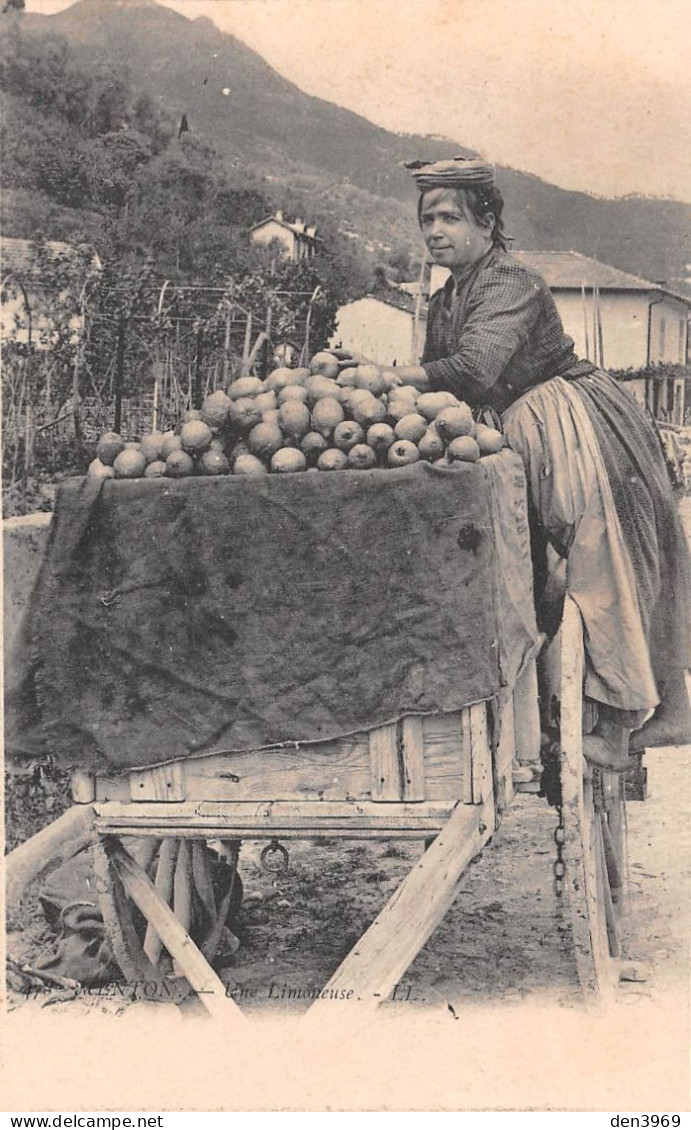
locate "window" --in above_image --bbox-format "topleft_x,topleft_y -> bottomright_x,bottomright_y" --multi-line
659,317 -> 666,359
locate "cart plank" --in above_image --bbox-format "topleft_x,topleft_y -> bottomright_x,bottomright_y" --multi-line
93,799 -> 459,839
369,722 -> 402,800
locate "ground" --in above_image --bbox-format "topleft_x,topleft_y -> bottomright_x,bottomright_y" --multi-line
3,506 -> 690,1110
6,749 -> 688,1018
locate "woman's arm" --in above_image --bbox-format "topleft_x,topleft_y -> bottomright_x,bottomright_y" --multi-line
422,266 -> 541,403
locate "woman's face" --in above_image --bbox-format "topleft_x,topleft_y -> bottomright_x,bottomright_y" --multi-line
420,189 -> 493,274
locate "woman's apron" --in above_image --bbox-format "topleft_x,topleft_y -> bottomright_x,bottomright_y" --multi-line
502,369 -> 690,719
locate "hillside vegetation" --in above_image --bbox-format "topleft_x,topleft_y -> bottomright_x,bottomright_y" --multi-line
4,0 -> 689,291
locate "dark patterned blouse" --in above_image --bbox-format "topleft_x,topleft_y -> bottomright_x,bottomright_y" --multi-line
422,247 -> 594,412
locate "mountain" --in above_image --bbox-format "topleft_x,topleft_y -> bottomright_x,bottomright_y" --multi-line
11,0 -> 691,290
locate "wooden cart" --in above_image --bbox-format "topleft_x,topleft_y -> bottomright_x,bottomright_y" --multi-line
7,595 -> 628,1017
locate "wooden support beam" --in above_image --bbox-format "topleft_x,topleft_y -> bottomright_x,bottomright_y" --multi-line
109,842 -> 243,1022
304,801 -> 491,1016
6,804 -> 95,906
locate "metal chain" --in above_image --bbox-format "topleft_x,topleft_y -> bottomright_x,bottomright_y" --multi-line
553,804 -> 566,898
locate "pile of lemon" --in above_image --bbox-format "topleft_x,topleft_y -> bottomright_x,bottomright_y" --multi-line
88,350 -> 504,481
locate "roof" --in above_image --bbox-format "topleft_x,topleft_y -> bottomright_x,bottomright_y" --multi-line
249,215 -> 318,240
1,238 -> 102,277
353,290 -> 422,315
512,250 -> 688,300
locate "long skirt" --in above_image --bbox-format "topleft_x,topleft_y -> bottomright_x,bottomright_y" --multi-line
502,370 -> 691,721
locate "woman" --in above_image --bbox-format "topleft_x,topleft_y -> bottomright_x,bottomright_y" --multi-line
384,156 -> 691,772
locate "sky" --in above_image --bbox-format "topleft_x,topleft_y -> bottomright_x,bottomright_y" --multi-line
24,0 -> 691,201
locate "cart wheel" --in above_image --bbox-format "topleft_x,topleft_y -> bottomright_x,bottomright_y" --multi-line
93,834 -> 243,989
93,834 -> 164,985
559,596 -> 628,999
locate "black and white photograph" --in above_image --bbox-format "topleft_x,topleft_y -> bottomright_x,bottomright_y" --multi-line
2,0 -> 690,1114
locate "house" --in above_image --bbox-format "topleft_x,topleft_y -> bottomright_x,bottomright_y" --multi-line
249,211 -> 317,263
331,289 -> 425,367
1,238 -> 102,350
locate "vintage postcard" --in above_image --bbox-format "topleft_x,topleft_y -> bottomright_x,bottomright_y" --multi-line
2,0 -> 690,1113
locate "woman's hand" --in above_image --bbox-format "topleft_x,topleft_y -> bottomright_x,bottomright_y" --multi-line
381,365 -> 430,392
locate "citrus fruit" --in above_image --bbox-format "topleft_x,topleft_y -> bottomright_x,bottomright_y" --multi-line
201,390 -> 232,428
165,450 -> 195,477
262,409 -> 280,427
271,447 -> 307,474
394,413 -> 427,444
337,367 -> 359,388
161,432 -> 182,459
140,431 -> 167,463
385,398 -> 418,425
304,375 -> 342,406
247,421 -> 284,461
198,449 -> 230,475
180,419 -> 213,454
96,432 -> 125,466
311,397 -> 345,438
347,444 -> 377,470
228,377 -> 265,401
301,431 -> 329,464
475,424 -> 504,455
349,392 -> 386,428
183,408 -> 202,423
333,420 -> 365,452
234,453 -> 267,476
266,367 -> 299,392
317,448 -> 349,471
387,440 -> 420,467
354,364 -> 387,397
366,422 -> 396,454
113,449 -> 147,479
277,400 -> 311,441
416,392 -> 455,421
228,439 -> 250,466
435,404 -> 475,442
87,457 -> 114,480
228,398 -> 263,433
396,385 -> 421,403
447,435 -> 480,463
255,390 -> 278,414
309,351 -> 340,379
418,429 -> 445,461
144,460 -> 167,478
277,385 -> 309,406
